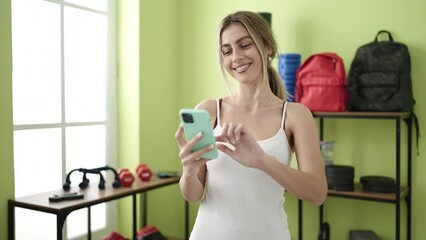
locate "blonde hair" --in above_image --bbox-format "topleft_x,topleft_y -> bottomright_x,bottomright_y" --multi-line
217,11 -> 285,100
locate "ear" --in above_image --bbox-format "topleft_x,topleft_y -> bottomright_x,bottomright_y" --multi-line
266,48 -> 273,57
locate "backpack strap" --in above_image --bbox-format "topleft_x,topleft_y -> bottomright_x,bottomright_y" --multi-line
411,111 -> 421,156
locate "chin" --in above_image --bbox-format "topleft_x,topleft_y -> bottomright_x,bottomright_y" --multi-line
234,78 -> 257,85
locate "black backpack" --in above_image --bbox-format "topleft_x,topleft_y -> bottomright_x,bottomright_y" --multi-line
347,30 -> 415,112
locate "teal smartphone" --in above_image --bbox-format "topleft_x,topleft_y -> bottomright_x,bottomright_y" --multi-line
179,109 -> 218,159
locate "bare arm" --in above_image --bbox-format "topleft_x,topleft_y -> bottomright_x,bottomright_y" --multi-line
175,99 -> 217,203
175,125 -> 209,202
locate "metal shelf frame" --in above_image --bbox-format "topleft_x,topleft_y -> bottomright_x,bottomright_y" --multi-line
297,111 -> 412,240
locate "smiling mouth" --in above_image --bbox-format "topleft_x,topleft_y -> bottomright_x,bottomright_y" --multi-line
234,63 -> 251,73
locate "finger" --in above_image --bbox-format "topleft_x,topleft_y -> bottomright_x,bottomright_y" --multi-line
217,143 -> 235,158
234,124 -> 243,143
186,131 -> 204,151
193,144 -> 216,160
178,131 -> 204,161
227,122 -> 236,145
181,143 -> 214,163
190,158 -> 209,168
175,125 -> 186,148
185,132 -> 208,156
215,135 -> 226,143
218,122 -> 229,143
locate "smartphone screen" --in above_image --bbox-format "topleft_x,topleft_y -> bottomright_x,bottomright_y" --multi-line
179,109 -> 218,159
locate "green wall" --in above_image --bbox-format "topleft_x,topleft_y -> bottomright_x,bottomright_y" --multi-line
0,0 -> 14,239
138,1 -> 184,235
117,0 -> 141,235
117,0 -> 184,237
118,0 -> 426,239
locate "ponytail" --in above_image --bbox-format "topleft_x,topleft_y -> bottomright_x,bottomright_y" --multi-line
268,66 -> 286,100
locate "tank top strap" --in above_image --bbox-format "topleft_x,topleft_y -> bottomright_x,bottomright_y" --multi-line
214,98 -> 222,129
280,101 -> 288,129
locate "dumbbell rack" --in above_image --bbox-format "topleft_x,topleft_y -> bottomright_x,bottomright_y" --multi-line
8,176 -> 189,240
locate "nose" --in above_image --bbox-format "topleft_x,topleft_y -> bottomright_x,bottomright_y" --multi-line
233,49 -> 243,62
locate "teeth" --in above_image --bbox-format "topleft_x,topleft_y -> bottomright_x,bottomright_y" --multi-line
236,64 -> 250,72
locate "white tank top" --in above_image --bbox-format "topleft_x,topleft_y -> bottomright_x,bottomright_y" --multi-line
189,99 -> 293,240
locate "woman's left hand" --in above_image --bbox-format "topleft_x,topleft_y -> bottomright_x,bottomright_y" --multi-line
215,122 -> 268,169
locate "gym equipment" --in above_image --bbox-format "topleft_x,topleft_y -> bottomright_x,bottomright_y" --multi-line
136,164 -> 153,181
349,230 -> 382,240
137,226 -> 166,240
63,166 -> 121,191
318,222 -> 330,240
326,165 -> 355,191
103,231 -> 127,240
360,175 -> 396,193
118,168 -> 135,187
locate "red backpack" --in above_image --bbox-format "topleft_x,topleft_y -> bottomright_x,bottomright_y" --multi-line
295,53 -> 348,112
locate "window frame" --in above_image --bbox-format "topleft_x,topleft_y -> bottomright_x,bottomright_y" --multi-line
12,0 -> 117,239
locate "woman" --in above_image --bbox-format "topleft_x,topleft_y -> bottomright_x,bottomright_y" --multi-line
175,11 -> 327,240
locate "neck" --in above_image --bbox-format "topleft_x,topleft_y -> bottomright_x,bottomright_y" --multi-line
231,84 -> 280,108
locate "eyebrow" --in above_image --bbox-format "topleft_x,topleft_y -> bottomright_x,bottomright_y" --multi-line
221,35 -> 252,48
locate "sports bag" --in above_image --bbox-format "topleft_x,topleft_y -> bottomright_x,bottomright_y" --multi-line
295,52 -> 348,112
347,30 -> 415,112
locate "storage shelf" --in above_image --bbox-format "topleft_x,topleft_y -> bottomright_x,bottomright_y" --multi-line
301,111 -> 414,240
327,183 -> 409,203
166,237 -> 183,240
312,111 -> 411,119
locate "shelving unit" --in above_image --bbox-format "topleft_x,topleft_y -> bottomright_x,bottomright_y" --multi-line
8,176 -> 188,240
311,111 -> 413,240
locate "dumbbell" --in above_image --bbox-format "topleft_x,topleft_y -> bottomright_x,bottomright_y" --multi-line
136,164 -> 153,181
103,231 -> 126,240
118,168 -> 135,187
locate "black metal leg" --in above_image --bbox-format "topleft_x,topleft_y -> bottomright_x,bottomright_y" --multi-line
298,199 -> 303,240
406,118 -> 413,240
56,219 -> 62,240
8,201 -> 14,240
185,200 -> 189,240
87,206 -> 91,240
407,117 -> 412,240
133,194 -> 137,240
396,118 -> 401,240
319,117 -> 324,238
56,213 -> 68,240
142,192 -> 147,227
406,194 -> 411,240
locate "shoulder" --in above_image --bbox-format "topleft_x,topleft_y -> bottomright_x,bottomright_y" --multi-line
195,99 -> 218,123
285,102 -> 315,131
285,102 -> 319,148
286,102 -> 313,118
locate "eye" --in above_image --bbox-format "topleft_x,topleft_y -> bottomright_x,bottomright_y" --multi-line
221,48 -> 232,56
241,43 -> 251,49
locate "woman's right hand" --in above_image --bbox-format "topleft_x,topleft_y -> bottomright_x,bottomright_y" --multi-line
175,124 -> 212,174
175,124 -> 210,202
